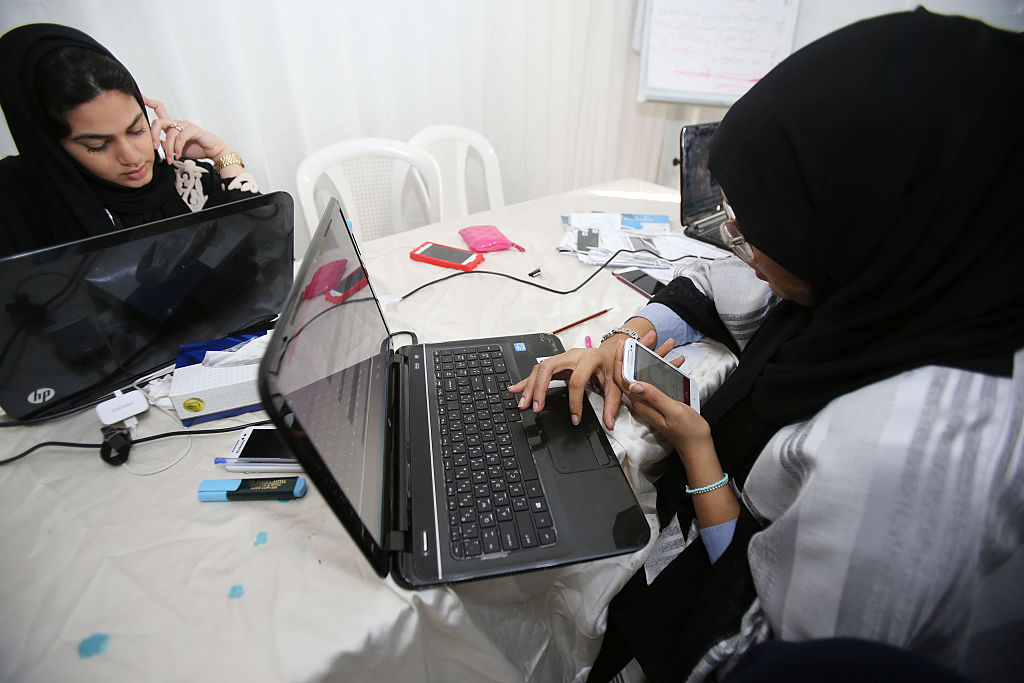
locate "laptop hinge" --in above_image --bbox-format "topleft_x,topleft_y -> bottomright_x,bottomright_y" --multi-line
383,530 -> 410,553
385,350 -> 413,540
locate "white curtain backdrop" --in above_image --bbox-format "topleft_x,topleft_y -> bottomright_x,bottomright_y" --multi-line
2,1 -> 1019,254
0,0 -> 709,254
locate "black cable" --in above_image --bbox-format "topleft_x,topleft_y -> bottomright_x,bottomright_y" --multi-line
0,440 -> 101,466
398,248 -> 718,301
128,419 -> 272,446
0,418 -> 273,466
387,330 -> 418,345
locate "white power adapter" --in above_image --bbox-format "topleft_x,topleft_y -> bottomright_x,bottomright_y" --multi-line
95,390 -> 150,425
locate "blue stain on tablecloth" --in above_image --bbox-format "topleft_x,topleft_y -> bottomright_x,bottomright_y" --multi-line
228,585 -> 244,599
78,633 -> 110,658
253,531 -> 268,547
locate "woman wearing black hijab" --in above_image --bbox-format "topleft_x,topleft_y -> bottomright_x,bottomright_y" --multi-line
511,9 -> 1024,682
0,23 -> 259,257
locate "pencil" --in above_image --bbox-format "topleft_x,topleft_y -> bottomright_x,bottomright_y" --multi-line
551,307 -> 613,335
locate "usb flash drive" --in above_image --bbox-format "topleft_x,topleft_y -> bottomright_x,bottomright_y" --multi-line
197,477 -> 307,502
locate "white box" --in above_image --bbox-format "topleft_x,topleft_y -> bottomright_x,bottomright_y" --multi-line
169,362 -> 261,426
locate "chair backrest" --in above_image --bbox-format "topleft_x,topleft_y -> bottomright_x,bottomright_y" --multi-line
295,138 -> 443,241
409,125 -> 505,218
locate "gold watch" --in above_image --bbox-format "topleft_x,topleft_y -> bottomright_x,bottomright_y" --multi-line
213,152 -> 244,171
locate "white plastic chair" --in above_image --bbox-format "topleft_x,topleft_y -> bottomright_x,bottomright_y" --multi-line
409,125 -> 505,219
295,138 -> 444,242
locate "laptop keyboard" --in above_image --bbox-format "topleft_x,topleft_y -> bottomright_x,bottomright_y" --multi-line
431,344 -> 558,560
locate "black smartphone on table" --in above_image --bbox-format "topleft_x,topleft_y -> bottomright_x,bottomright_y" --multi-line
612,267 -> 666,298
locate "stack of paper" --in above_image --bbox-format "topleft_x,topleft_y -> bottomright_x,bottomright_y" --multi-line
556,212 -> 723,268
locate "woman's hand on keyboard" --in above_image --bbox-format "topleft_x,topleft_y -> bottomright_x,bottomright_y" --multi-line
507,327 -> 659,430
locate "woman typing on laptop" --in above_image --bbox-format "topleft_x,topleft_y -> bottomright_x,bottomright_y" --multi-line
510,10 -> 1024,682
0,23 -> 259,257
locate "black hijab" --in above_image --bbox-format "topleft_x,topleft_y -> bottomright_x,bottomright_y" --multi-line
701,10 -> 1024,456
0,23 -> 179,257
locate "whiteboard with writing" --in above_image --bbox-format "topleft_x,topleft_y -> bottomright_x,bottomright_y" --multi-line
640,0 -> 800,105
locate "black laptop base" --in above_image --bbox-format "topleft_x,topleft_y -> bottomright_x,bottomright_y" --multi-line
397,333 -> 651,588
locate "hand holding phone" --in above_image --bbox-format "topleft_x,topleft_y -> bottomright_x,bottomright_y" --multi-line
410,242 -> 484,272
621,338 -> 700,411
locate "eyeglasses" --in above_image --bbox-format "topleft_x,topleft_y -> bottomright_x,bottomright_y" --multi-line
719,200 -> 754,262
720,219 -> 754,262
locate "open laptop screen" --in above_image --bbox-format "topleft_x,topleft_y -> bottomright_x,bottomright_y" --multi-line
0,192 -> 293,420
259,199 -> 391,550
680,121 -> 723,222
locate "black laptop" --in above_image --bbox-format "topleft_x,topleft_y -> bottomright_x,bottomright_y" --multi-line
258,198 -> 651,588
0,192 -> 294,420
679,121 -> 730,251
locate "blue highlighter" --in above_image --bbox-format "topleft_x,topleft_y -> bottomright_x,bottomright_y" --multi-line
198,477 -> 307,502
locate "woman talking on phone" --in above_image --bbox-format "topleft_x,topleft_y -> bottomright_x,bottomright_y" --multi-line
510,10 -> 1024,682
0,23 -> 259,257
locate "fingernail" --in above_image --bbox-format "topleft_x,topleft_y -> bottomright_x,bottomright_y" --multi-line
532,401 -> 539,412
630,383 -> 644,394
518,396 -> 528,409
571,414 -> 580,425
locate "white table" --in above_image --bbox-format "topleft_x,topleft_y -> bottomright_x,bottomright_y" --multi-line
0,179 -> 719,682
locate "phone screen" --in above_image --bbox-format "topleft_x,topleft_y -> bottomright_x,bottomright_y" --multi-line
615,268 -> 666,298
420,243 -> 473,264
632,343 -> 692,406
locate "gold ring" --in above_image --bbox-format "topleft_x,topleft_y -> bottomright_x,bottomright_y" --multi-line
172,122 -> 184,132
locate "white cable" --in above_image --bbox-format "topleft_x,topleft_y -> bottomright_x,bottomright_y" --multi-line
118,374 -> 194,476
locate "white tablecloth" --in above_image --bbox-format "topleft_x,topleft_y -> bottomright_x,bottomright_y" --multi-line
0,179 -> 736,682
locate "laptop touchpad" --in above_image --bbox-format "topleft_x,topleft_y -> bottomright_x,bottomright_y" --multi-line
536,388 -> 611,473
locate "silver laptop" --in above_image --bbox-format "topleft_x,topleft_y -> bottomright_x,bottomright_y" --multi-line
258,198 -> 650,588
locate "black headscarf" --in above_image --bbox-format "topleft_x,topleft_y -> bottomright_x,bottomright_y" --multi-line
703,9 -> 1024,445
0,23 -> 180,257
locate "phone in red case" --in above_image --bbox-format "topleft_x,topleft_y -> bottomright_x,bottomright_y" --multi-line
409,242 -> 484,271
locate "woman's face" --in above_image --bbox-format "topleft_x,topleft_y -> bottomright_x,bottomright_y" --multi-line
723,195 -> 814,305
747,246 -> 814,305
59,90 -> 154,187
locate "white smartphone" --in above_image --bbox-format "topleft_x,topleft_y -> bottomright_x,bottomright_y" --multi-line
230,426 -> 288,458
621,338 -> 700,412
223,427 -> 302,472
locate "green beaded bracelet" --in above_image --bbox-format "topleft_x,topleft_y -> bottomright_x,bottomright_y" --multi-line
685,473 -> 729,495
